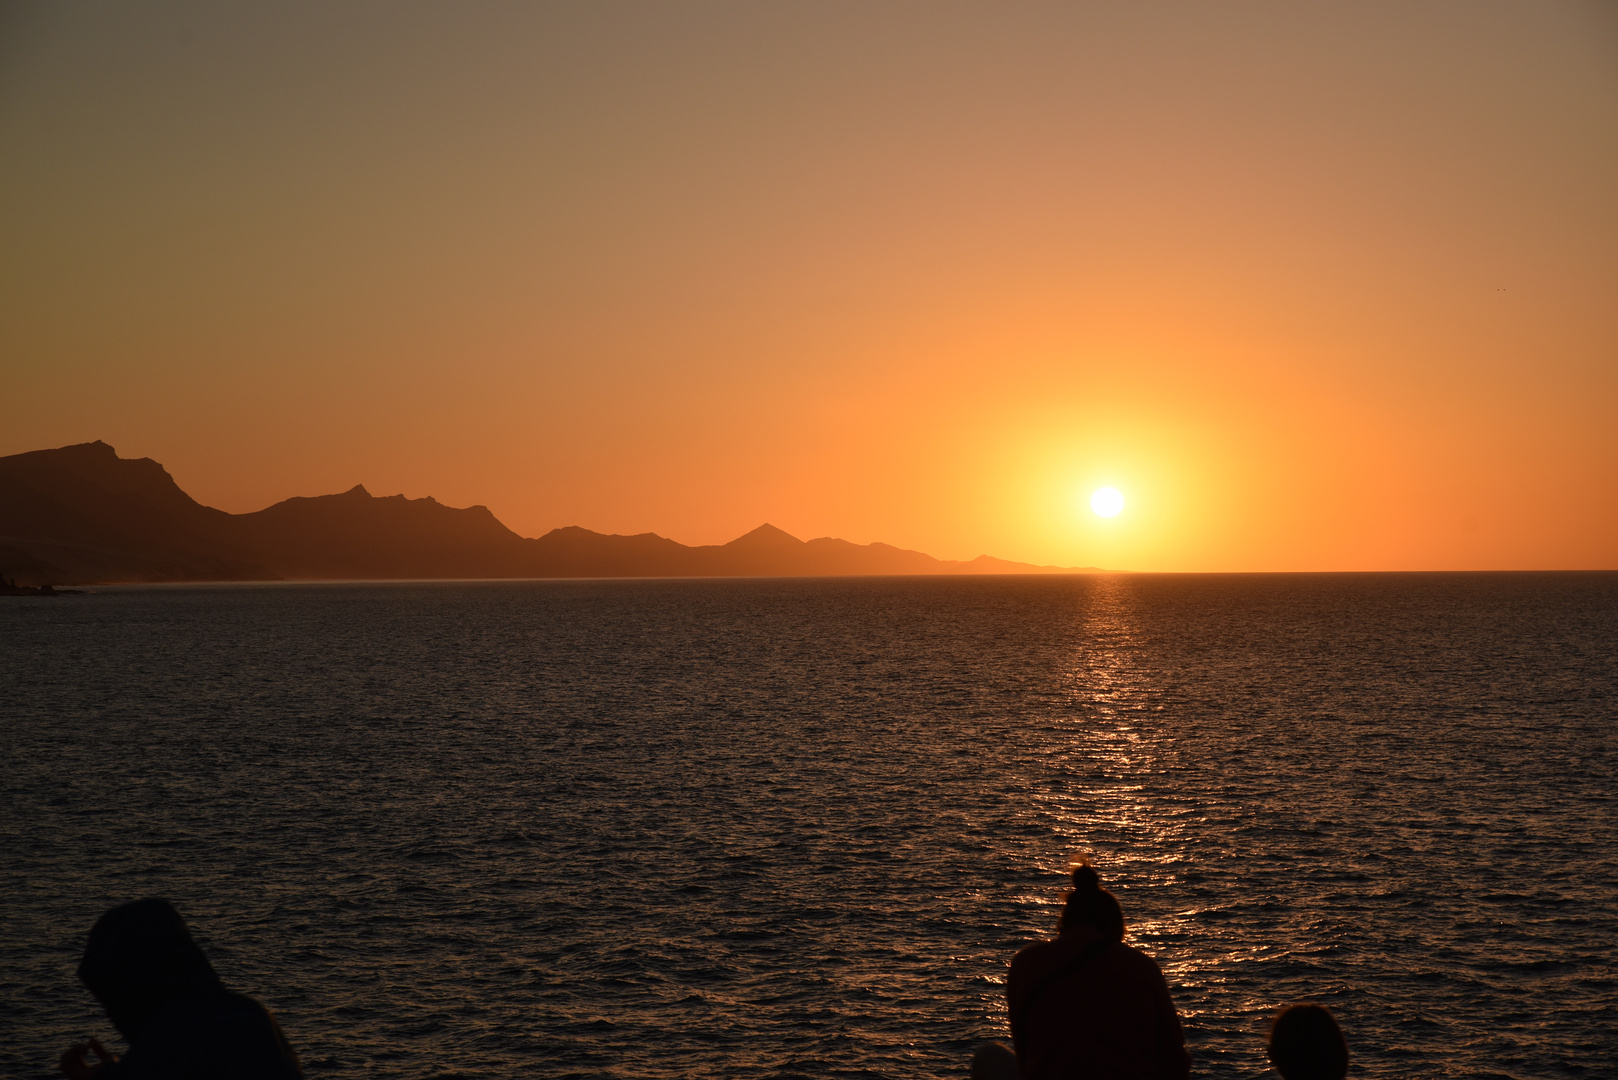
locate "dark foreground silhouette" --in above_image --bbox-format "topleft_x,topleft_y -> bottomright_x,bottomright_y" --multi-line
0,441 -> 1100,584
973,864 -> 1190,1080
58,892 -> 1344,1079
62,899 -> 301,1080
1268,1003 -> 1349,1080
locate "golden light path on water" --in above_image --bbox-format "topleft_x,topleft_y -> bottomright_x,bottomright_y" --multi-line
1019,575 -> 1304,1056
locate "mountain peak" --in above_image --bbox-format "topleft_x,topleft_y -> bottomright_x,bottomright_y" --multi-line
35,439 -> 122,463
342,484 -> 371,498
724,523 -> 805,550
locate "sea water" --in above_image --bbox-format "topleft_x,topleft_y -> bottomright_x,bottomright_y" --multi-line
2,574 -> 1614,1079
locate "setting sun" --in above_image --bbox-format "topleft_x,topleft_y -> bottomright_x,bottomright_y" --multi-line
1090,487 -> 1125,518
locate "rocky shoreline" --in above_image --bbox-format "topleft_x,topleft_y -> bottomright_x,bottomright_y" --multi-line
0,574 -> 78,596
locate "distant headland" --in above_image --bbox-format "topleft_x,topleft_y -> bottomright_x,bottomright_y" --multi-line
0,442 -> 1101,586
0,573 -> 75,596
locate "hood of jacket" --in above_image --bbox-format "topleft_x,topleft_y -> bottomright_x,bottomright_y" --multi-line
77,898 -> 226,1041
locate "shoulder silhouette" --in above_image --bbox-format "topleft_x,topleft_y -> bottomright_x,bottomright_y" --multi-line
63,899 -> 302,1080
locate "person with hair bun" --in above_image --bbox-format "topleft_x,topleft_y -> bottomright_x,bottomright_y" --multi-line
972,863 -> 1189,1080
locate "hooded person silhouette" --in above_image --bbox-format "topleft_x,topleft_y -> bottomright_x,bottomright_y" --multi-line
61,899 -> 302,1080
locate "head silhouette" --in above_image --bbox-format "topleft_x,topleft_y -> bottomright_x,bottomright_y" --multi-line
1056,862 -> 1125,943
1268,1003 -> 1348,1080
77,899 -> 225,1041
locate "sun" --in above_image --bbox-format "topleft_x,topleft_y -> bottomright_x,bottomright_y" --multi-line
1090,486 -> 1125,518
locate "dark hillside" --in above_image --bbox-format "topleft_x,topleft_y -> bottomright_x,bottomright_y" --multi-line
0,442 -> 270,583
0,442 -> 1098,584
238,485 -> 532,579
524,526 -> 697,577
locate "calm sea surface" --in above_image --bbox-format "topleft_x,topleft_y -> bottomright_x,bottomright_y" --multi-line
2,574 -> 1615,1079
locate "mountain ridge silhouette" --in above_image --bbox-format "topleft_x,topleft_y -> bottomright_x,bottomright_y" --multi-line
0,441 -> 1103,584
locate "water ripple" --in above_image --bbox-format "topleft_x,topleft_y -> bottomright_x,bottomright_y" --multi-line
2,573 -> 1615,1078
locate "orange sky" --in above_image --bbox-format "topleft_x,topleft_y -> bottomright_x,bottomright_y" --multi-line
3,2 -> 1615,570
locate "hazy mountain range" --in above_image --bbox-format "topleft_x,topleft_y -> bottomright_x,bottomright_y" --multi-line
0,442 -> 1099,585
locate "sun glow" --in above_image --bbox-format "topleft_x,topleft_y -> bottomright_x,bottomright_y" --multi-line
1091,487 -> 1125,518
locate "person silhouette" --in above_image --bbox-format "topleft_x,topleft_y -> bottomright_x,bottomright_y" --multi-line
973,863 -> 1190,1080
1267,1003 -> 1348,1080
59,898 -> 303,1080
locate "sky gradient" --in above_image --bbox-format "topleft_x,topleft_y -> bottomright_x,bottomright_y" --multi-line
3,1 -> 1615,570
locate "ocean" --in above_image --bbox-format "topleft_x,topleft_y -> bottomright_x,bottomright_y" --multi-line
2,574 -> 1614,1079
